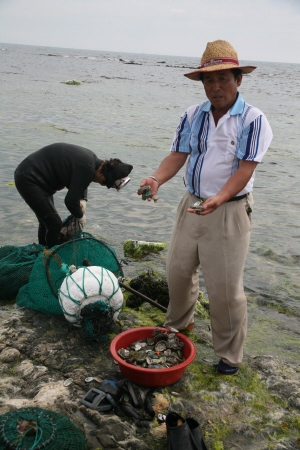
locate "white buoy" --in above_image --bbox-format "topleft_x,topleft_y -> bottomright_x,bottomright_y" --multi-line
58,266 -> 123,325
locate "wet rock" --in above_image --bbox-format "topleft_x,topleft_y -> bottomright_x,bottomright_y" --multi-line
126,271 -> 169,308
100,415 -> 133,440
151,422 -> 166,439
16,360 -> 48,379
32,381 -> 70,408
0,376 -> 24,399
0,347 -> 20,362
114,438 -> 150,450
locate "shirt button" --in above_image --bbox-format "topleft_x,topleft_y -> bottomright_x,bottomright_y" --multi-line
231,140 -> 235,145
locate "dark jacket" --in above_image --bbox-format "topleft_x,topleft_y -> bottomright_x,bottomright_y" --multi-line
15,142 -> 103,218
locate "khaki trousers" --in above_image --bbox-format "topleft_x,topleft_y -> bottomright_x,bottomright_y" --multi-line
165,191 -> 253,366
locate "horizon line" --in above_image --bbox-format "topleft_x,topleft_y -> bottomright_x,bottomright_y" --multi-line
0,41 -> 298,65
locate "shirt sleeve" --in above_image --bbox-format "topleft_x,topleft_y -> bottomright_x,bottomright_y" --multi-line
236,110 -> 273,162
170,111 -> 192,154
170,104 -> 204,154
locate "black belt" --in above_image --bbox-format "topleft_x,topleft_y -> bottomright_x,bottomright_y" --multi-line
227,194 -> 248,203
195,193 -> 248,202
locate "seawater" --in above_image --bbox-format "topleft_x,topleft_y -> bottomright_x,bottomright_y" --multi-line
1,43 -> 300,359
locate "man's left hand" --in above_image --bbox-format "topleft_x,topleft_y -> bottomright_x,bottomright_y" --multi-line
77,214 -> 86,229
187,196 -> 222,216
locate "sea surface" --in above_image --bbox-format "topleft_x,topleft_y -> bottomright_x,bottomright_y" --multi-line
1,43 -> 300,360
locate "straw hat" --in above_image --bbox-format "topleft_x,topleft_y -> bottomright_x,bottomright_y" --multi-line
184,40 -> 256,81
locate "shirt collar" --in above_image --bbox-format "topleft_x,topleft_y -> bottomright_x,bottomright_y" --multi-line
201,92 -> 245,115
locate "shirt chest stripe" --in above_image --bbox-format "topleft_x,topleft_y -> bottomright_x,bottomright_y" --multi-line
174,112 -> 188,152
244,115 -> 262,160
192,114 -> 209,193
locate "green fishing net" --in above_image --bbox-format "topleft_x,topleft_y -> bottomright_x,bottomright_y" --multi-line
80,300 -> 114,341
15,232 -> 123,316
0,407 -> 87,450
0,244 -> 44,301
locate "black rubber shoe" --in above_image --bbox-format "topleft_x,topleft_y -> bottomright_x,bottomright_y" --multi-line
217,359 -> 239,375
166,412 -> 195,450
186,417 -> 208,450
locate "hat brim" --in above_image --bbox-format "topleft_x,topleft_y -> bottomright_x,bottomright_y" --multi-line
184,64 -> 257,81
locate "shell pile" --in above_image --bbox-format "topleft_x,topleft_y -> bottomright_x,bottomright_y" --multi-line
117,328 -> 185,369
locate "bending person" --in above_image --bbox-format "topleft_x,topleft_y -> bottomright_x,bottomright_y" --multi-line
14,142 -> 133,248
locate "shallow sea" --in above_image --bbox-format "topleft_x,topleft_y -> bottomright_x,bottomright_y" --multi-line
1,43 -> 300,360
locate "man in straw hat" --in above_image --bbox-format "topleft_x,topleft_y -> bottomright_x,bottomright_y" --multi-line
138,40 -> 273,375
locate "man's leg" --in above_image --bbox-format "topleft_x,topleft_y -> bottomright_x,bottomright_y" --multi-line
165,192 -> 201,331
198,196 -> 252,367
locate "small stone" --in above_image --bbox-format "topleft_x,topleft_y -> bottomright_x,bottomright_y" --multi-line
0,348 -> 20,363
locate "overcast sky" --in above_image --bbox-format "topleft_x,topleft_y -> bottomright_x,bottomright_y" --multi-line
0,0 -> 299,64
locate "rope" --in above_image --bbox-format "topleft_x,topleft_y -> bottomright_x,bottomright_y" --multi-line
15,425 -> 43,450
58,266 -> 122,326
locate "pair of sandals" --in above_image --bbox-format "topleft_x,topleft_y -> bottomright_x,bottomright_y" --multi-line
165,412 -> 208,450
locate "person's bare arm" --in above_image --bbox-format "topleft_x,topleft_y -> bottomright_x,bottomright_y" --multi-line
188,160 -> 258,215
139,152 -> 188,200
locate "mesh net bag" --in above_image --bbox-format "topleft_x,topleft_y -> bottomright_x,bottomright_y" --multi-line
0,244 -> 44,301
0,406 -> 87,450
58,265 -> 124,340
16,232 -> 123,316
60,215 -> 82,243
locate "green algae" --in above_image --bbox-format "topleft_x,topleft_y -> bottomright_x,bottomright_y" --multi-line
123,271 -> 208,320
61,80 -> 81,85
125,270 -> 169,309
122,303 -> 165,326
181,358 -> 292,448
123,240 -> 167,258
196,295 -> 210,320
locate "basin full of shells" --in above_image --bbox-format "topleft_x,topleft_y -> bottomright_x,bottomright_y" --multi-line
110,327 -> 196,387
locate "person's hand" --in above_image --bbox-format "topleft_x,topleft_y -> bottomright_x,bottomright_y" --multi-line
138,177 -> 160,202
77,214 -> 86,229
80,200 -> 87,213
187,195 -> 222,216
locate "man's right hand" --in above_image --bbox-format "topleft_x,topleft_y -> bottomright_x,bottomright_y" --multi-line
138,177 -> 160,202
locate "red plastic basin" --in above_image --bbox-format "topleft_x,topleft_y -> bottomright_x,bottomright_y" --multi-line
110,326 -> 196,387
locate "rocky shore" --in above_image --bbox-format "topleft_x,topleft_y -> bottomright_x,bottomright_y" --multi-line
1,297 -> 300,450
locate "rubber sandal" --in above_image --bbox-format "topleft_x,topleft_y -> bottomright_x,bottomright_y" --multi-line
186,417 -> 208,450
165,412 -> 195,450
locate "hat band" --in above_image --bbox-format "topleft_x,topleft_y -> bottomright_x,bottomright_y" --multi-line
201,57 -> 239,68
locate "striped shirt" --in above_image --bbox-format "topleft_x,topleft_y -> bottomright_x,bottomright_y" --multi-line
170,93 -> 273,198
